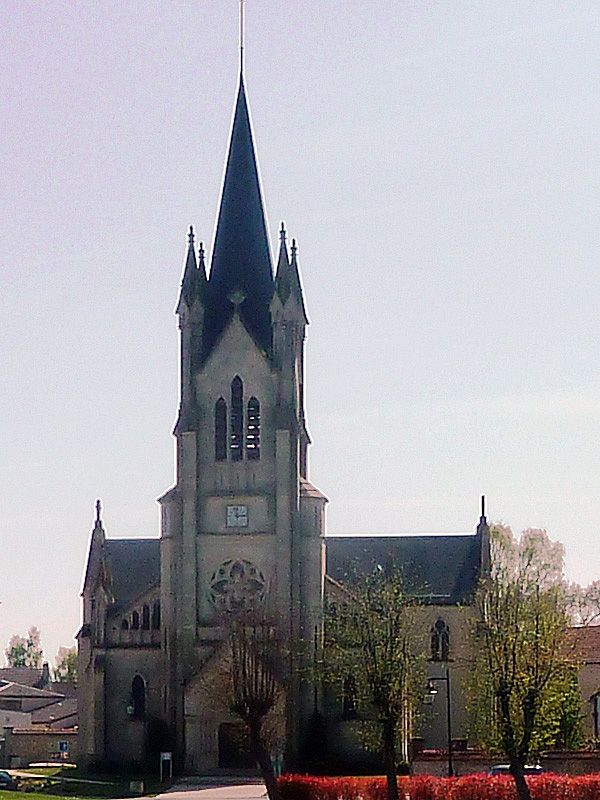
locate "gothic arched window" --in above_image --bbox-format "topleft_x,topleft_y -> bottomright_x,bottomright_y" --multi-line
215,398 -> 227,461
431,618 -> 450,662
121,618 -> 129,631
142,605 -> 150,630
152,601 -> 161,630
246,397 -> 260,460
130,675 -> 146,720
230,377 -> 243,461
132,610 -> 140,631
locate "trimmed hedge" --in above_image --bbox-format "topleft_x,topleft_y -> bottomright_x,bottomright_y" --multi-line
278,772 -> 600,800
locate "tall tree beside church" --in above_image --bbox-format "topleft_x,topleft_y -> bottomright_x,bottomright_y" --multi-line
323,568 -> 424,800
469,526 -> 576,800
228,613 -> 283,800
200,612 -> 284,800
53,645 -> 77,682
5,626 -> 43,668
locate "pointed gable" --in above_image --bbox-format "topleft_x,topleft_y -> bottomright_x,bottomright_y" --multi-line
203,78 -> 274,362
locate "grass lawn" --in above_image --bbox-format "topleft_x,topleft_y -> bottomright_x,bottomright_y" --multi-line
6,769 -> 166,799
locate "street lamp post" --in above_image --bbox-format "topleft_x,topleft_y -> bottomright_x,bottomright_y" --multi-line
427,666 -> 454,778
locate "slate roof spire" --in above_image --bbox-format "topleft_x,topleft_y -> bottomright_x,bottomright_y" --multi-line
177,226 -> 208,318
274,225 -> 309,324
202,72 -> 274,361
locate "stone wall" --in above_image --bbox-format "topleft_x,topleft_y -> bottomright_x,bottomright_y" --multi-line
1,727 -> 77,768
413,750 -> 600,777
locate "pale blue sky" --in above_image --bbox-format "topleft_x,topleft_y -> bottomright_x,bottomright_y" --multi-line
1,0 -> 599,662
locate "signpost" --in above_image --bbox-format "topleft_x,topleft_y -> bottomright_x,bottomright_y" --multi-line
160,751 -> 173,782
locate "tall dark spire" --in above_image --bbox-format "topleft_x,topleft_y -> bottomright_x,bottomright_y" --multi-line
203,77 -> 274,360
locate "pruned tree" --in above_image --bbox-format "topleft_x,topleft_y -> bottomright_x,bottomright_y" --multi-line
5,626 -> 43,668
53,645 -> 77,682
469,526 -> 577,800
228,613 -> 283,800
199,611 -> 284,800
323,567 -> 424,800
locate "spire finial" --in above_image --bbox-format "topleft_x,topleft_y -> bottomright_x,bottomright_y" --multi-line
291,238 -> 297,259
198,240 -> 205,267
188,225 -> 195,246
95,499 -> 102,524
239,0 -> 245,77
480,494 -> 486,521
279,222 -> 286,243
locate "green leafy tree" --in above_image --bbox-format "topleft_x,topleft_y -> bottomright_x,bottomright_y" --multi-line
323,567 -> 425,800
5,626 -> 43,668
469,526 -> 578,800
53,646 -> 77,682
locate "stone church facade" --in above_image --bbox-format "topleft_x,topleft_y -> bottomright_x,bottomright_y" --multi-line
77,69 -> 489,773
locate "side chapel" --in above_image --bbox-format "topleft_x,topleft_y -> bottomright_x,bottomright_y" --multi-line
77,62 -> 490,773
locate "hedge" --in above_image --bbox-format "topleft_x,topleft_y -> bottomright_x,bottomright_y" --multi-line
278,772 -> 600,800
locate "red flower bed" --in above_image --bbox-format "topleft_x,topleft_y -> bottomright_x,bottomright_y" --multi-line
278,772 -> 600,800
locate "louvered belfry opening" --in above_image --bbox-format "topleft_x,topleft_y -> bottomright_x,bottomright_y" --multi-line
230,376 -> 244,461
246,397 -> 260,460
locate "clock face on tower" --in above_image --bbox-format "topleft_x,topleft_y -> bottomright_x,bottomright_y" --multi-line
226,504 -> 248,528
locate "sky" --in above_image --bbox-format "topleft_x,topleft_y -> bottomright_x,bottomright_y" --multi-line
1,0 -> 600,664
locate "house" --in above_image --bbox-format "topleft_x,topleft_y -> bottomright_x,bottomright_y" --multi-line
0,676 -> 77,768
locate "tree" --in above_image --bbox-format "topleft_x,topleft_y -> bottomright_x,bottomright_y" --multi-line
228,613 -> 283,800
469,526 -> 577,800
323,567 -> 424,800
566,579 -> 600,626
53,646 -> 77,682
200,611 -> 284,800
5,626 -> 43,668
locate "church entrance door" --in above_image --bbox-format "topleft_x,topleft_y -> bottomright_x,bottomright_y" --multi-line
218,722 -> 255,769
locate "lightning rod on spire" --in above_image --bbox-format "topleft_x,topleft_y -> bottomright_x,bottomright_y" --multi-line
239,0 -> 245,77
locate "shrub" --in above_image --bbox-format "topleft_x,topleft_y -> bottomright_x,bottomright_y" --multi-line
278,772 -> 600,800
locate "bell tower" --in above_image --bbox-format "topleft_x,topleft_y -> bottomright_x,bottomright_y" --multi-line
159,62 -> 327,771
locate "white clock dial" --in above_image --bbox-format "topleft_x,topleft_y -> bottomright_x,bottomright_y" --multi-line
226,505 -> 248,528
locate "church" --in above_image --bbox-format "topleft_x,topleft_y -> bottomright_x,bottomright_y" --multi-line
77,56 -> 489,774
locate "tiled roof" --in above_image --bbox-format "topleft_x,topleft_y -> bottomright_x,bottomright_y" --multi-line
326,534 -> 481,604
300,477 -> 328,501
0,682 -> 63,699
32,697 -> 77,725
0,668 -> 44,688
568,625 -> 600,663
104,539 -> 160,612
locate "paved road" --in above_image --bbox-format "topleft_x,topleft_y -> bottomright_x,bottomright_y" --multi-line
154,780 -> 266,800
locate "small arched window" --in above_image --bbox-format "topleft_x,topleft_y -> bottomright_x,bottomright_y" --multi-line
131,675 -> 146,720
132,610 -> 140,631
121,619 -> 129,631
230,377 -> 243,461
142,605 -> 150,630
246,397 -> 260,460
215,398 -> 227,461
152,601 -> 161,630
431,618 -> 450,662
